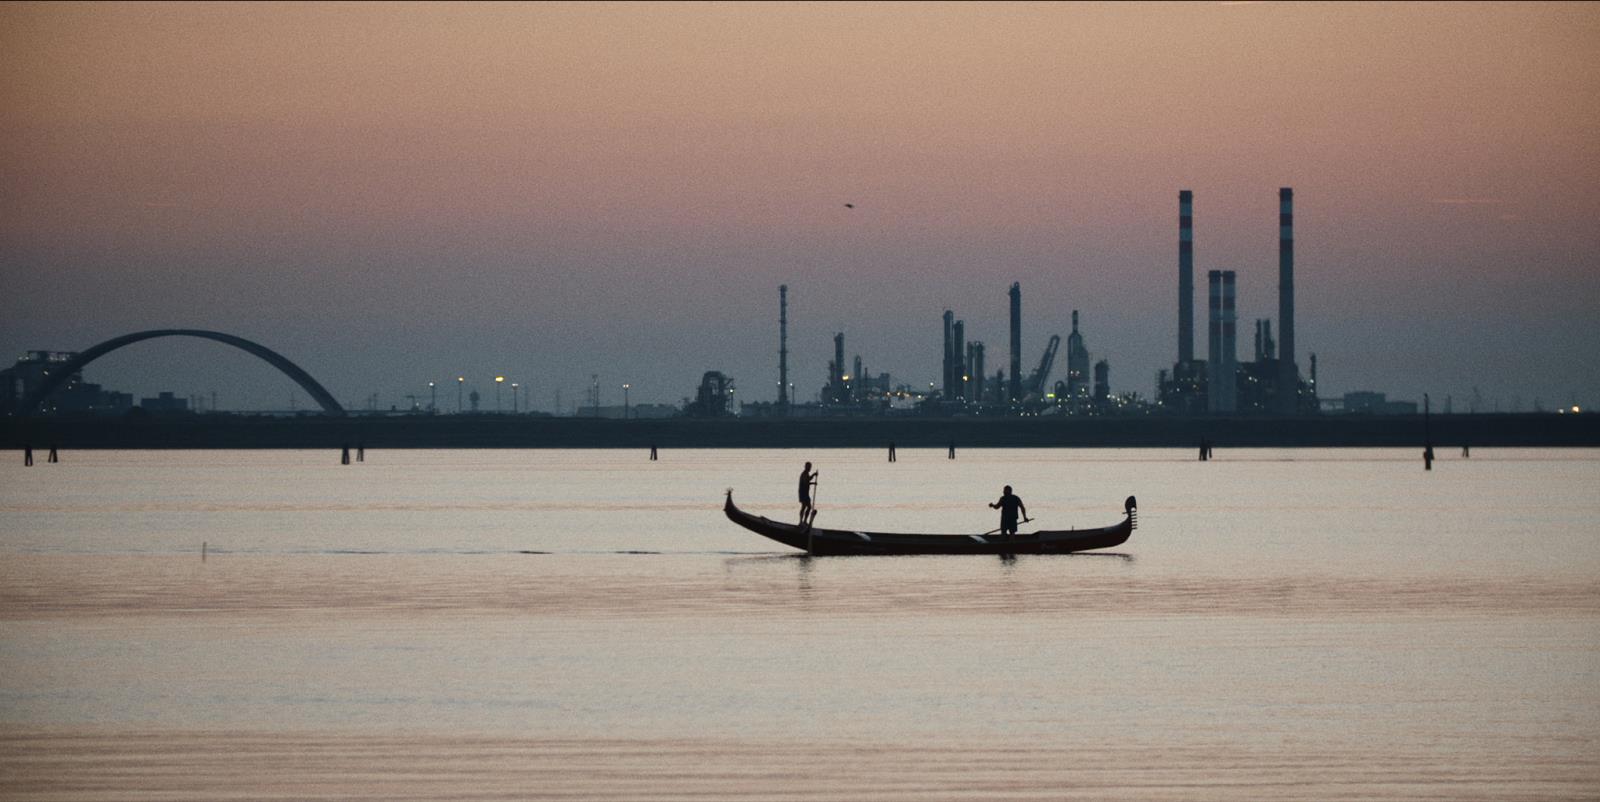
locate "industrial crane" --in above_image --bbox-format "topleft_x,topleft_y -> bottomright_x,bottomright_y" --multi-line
1024,334 -> 1061,400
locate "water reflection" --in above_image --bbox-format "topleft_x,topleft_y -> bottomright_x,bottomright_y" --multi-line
3,449 -> 1599,802
1071,551 -> 1135,563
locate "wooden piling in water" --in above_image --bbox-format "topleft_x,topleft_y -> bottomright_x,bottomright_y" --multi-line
1423,394 -> 1434,471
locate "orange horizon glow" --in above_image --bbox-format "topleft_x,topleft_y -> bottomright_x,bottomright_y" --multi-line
2,1 -> 1597,407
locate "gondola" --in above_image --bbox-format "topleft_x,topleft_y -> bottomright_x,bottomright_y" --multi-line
723,490 -> 1136,556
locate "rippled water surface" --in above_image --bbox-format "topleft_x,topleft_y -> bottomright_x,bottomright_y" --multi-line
2,448 -> 1598,800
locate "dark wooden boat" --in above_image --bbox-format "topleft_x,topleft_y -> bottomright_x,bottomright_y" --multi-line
724,490 -> 1136,556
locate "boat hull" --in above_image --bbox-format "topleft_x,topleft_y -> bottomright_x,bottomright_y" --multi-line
723,492 -> 1135,556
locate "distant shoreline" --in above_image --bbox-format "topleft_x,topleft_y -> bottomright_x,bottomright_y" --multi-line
4,413 -> 1596,449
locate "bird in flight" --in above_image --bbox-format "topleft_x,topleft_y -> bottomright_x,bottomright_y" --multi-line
844,203 -> 855,209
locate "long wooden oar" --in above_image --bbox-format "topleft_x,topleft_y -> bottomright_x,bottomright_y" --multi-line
983,517 -> 1033,536
809,474 -> 820,525
800,470 -> 825,553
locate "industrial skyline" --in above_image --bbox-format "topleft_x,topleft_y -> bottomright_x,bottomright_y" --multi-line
9,182 -> 1571,418
3,3 -> 1597,411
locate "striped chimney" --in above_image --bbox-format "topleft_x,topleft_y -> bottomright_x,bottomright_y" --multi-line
1179,190 -> 1194,366
1278,187 -> 1296,413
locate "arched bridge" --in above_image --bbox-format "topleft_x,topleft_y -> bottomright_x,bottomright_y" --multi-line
18,329 -> 345,416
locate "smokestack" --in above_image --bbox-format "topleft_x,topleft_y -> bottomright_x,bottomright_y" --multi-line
1278,187 -> 1296,413
942,310 -> 954,402
1008,282 -> 1021,403
778,285 -> 788,408
834,332 -> 845,398
1253,319 -> 1275,362
952,320 -> 966,402
1179,190 -> 1194,365
1067,310 -> 1089,398
969,342 -> 985,403
1207,270 -> 1237,413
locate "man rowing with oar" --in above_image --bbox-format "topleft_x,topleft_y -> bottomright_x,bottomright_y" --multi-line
799,461 -> 818,525
988,485 -> 1027,539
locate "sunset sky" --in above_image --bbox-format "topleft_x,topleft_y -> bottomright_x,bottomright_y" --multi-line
3,1 -> 1597,411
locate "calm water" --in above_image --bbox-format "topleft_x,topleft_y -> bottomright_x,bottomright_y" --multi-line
2,448 -> 1598,800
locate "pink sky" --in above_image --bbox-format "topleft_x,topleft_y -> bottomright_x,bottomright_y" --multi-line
3,2 -> 1598,410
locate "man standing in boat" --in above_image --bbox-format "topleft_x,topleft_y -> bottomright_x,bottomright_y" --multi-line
799,462 -> 818,524
989,485 -> 1027,538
